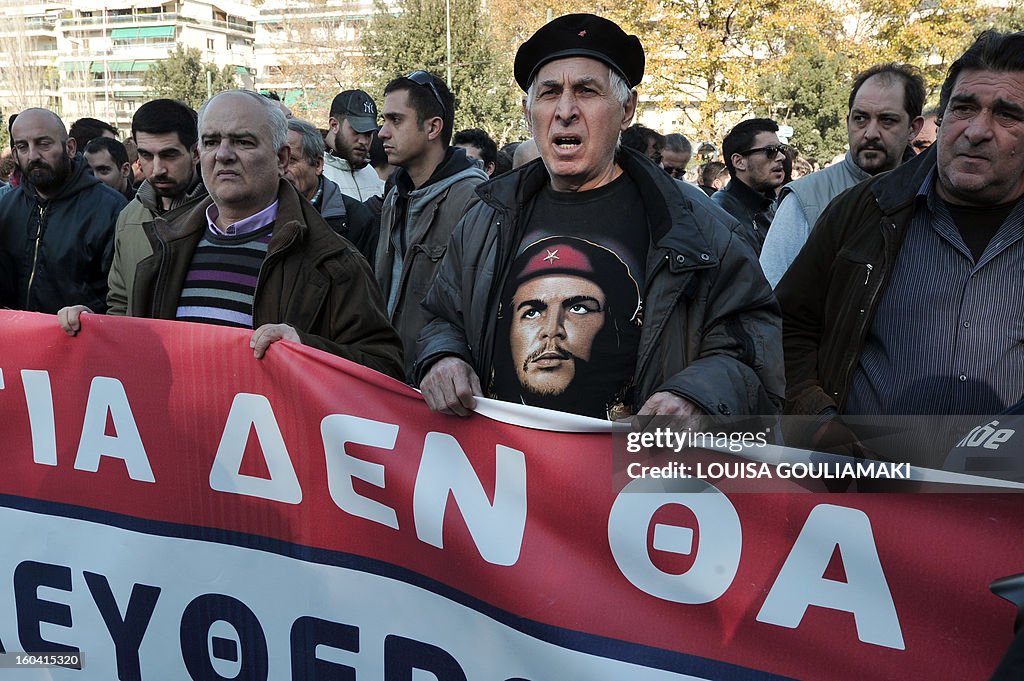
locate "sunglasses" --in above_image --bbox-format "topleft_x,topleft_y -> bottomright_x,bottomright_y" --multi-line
405,70 -> 449,122
663,165 -> 686,178
740,144 -> 793,160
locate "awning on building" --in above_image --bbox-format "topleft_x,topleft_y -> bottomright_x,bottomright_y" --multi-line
91,61 -> 155,73
109,25 -> 175,39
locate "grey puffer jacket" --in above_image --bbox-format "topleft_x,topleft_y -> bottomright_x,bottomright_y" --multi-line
414,148 -> 784,416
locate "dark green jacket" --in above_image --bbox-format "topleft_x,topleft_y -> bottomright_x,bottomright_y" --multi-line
375,147 -> 487,377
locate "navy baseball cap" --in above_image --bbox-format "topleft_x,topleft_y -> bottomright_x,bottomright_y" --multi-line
330,90 -> 378,133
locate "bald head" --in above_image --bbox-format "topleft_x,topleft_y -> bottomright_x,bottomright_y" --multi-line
12,108 -> 69,144
11,108 -> 75,199
197,90 -> 291,225
512,138 -> 540,168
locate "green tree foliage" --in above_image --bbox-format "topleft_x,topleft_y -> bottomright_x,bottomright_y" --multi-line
849,0 -> 982,99
983,0 -> 1024,33
142,45 -> 237,110
361,0 -> 522,144
755,38 -> 852,161
622,0 -> 846,140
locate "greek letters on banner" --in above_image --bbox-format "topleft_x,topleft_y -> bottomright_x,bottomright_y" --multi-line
0,309 -> 1021,680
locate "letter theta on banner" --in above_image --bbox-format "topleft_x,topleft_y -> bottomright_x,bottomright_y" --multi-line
757,504 -> 904,650
180,593 -> 269,681
608,478 -> 742,604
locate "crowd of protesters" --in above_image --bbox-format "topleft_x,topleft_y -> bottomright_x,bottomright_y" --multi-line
0,15 -> 1021,479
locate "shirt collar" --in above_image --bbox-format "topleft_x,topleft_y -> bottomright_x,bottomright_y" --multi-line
916,164 -> 939,211
206,200 -> 279,237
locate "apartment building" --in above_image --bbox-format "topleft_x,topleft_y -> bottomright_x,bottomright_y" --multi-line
0,0 -> 256,132
253,0 -> 386,123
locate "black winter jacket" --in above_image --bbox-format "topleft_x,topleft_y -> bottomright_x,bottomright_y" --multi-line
415,148 -> 784,416
0,156 -> 127,313
776,146 -> 935,416
315,176 -> 379,264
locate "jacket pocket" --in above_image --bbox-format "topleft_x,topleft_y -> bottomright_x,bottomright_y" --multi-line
410,243 -> 447,263
819,248 -> 876,382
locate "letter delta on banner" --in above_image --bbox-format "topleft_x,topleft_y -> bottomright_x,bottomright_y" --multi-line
0,309 -> 1023,680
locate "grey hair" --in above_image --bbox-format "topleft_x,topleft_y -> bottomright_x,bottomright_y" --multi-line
198,89 -> 288,151
286,118 -> 325,164
525,67 -> 633,110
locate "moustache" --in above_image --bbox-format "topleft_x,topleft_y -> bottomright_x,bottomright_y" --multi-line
522,344 -> 577,372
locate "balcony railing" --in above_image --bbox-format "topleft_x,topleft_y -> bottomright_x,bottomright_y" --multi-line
59,12 -> 179,28
59,12 -> 254,34
111,40 -> 175,52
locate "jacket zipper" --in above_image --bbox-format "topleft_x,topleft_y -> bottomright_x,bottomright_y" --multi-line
836,215 -> 892,410
633,253 -> 670,394
25,203 -> 47,308
396,192 -> 446,309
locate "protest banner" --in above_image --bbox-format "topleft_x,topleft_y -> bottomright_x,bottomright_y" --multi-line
0,310 -> 1021,680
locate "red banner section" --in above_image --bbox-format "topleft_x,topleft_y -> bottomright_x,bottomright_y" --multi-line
0,310 -> 1021,680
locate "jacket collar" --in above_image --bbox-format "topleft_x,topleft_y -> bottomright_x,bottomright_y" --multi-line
324,152 -> 351,173
842,150 -> 874,184
475,146 -> 715,262
617,146 -> 716,264
153,179 -> 330,257
720,177 -> 774,212
393,147 -> 488,200
21,154 -> 98,202
870,145 -> 936,214
317,176 -> 348,219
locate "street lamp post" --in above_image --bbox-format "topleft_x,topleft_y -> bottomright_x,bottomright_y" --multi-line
445,0 -> 452,87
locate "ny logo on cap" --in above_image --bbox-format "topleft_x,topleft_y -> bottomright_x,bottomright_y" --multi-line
578,30 -> 587,37
364,101 -> 375,114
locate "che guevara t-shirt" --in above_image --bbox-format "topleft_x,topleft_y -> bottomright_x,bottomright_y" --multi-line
490,172 -> 648,419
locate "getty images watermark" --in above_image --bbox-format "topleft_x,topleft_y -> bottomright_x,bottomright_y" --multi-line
614,417 -> 914,489
625,457 -> 911,482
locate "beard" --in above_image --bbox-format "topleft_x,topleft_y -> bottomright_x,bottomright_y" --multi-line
338,137 -> 369,169
853,143 -> 898,175
518,355 -> 616,419
24,151 -> 71,192
346,147 -> 369,170
151,177 -> 190,199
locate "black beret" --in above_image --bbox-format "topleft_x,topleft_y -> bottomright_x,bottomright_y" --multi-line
514,14 -> 645,92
